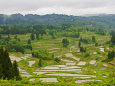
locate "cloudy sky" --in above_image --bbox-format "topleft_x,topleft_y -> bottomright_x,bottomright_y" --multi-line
0,0 -> 115,15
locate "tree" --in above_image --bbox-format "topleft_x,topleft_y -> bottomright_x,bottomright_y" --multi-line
78,41 -> 81,48
32,49 -> 53,60
14,35 -> 17,39
74,32 -> 80,38
0,34 -> 2,39
40,30 -> 46,39
79,37 -> 89,44
0,64 -> 3,79
108,50 -> 115,60
27,39 -> 31,44
38,58 -> 42,67
25,44 -> 32,51
17,38 -> 20,41
80,37 -> 83,42
0,47 -> 13,79
49,31 -> 56,39
95,43 -> 98,46
2,49 -> 14,79
110,30 -> 114,36
111,33 -> 115,44
36,32 -> 40,40
55,57 -> 61,63
78,32 -> 80,37
30,33 -> 35,40
0,47 -> 21,80
80,47 -> 86,52
6,40 -> 25,53
62,39 -> 69,47
8,34 -> 10,39
5,35 -> 10,41
92,36 -> 96,42
13,61 -> 21,80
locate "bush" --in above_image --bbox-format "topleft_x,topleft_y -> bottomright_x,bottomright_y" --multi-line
80,37 -> 92,44
83,52 -> 90,57
108,50 -> 115,60
80,46 -> 86,52
55,57 -> 61,63
62,39 -> 69,47
95,43 -> 98,46
24,44 -> 32,51
38,58 -> 42,67
32,49 -> 54,60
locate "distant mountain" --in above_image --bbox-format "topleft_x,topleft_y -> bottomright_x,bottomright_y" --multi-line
0,14 -> 115,29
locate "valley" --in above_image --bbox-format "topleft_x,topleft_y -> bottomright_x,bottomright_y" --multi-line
0,25 -> 114,85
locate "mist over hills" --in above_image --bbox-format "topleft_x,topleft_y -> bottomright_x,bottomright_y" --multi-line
0,14 -> 115,29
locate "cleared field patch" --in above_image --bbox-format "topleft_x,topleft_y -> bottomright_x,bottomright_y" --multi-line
65,53 -> 80,61
10,55 -> 22,62
18,67 -> 32,77
77,61 -> 86,66
45,73 -> 96,78
33,72 -> 46,75
21,54 -> 32,60
89,60 -> 96,65
28,61 -> 35,67
39,78 -> 58,82
75,79 -> 102,83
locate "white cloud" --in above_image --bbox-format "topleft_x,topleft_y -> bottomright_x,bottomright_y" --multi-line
0,0 -> 115,15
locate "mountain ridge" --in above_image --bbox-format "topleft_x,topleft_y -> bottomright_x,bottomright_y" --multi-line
0,14 -> 115,29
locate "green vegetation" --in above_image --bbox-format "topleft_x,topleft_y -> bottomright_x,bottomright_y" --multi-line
62,39 -> 69,47
0,47 -> 21,80
32,49 -> 54,60
111,31 -> 115,44
54,57 -> 61,63
38,58 -> 42,67
103,50 -> 115,62
0,20 -> 115,86
30,33 -> 35,40
12,61 -> 22,80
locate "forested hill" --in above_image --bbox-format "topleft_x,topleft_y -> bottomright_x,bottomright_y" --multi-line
0,14 -> 115,29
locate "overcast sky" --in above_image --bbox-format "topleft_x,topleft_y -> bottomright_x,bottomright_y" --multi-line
0,0 -> 115,15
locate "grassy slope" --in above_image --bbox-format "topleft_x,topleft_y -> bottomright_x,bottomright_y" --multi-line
0,28 -> 115,86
